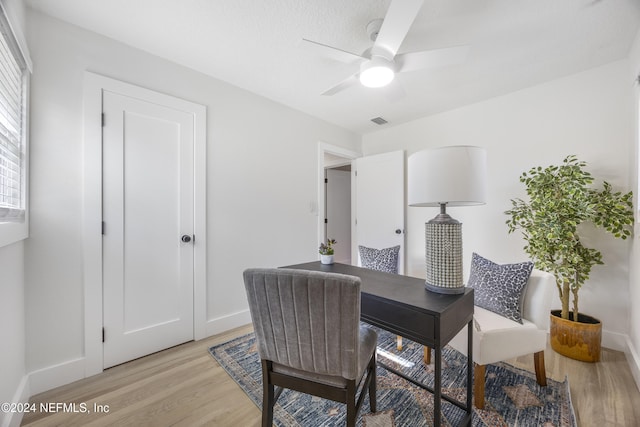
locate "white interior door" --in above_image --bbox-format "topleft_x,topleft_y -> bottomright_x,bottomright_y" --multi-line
354,151 -> 405,274
102,90 -> 195,368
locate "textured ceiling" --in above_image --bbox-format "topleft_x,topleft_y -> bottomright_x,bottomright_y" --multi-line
25,0 -> 640,134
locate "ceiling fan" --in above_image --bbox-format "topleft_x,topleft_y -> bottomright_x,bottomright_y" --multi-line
300,0 -> 469,96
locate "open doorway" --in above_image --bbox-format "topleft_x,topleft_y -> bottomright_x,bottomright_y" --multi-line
317,143 -> 359,265
325,164 -> 351,264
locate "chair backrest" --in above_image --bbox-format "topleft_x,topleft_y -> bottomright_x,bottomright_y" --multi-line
522,269 -> 556,330
243,268 -> 362,380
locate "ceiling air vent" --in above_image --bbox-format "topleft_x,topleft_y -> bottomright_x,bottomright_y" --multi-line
371,117 -> 388,125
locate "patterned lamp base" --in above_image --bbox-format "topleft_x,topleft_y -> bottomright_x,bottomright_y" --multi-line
424,215 -> 464,294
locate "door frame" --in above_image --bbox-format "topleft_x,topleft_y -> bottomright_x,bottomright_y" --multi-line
317,142 -> 360,262
82,72 -> 207,376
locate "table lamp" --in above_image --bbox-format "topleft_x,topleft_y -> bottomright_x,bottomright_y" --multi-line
408,146 -> 487,294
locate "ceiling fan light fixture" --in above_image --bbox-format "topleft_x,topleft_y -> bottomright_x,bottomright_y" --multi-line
359,56 -> 395,88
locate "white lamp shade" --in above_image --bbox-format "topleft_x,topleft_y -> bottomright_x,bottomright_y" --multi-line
408,146 -> 487,207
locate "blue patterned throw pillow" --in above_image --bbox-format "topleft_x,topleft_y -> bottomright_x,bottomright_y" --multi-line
468,253 -> 533,324
359,245 -> 400,274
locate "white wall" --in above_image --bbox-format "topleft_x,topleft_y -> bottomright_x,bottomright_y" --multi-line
0,242 -> 28,427
0,1 -> 29,426
626,27 -> 640,390
362,60 -> 634,351
24,9 -> 359,390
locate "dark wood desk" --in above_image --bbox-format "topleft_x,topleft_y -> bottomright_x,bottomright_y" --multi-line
283,262 -> 474,427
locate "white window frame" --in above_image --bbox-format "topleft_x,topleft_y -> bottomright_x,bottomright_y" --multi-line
0,2 -> 31,248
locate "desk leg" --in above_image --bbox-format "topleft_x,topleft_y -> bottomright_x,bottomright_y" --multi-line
434,345 -> 441,426
466,319 -> 473,424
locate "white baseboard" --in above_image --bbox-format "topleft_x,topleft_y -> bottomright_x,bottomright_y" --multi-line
28,357 -> 85,396
602,329 -> 627,352
1,375 -> 30,427
204,309 -> 252,337
25,312 -> 251,396
624,336 -> 640,392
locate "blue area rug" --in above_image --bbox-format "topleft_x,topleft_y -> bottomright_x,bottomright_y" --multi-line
209,325 -> 576,426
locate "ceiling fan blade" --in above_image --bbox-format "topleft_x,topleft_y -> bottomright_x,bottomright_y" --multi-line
299,38 -> 365,64
395,45 -> 469,73
321,74 -> 360,96
372,0 -> 424,58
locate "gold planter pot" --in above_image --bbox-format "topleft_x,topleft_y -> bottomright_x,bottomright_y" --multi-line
550,310 -> 602,363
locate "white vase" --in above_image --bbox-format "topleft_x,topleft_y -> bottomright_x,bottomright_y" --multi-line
320,254 -> 334,265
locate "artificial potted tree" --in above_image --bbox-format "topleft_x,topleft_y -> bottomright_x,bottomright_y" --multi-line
505,155 -> 633,362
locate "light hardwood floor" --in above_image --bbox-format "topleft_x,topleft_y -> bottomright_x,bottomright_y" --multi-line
21,324 -> 640,427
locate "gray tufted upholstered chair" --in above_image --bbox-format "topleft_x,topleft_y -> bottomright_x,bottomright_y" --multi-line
243,268 -> 378,427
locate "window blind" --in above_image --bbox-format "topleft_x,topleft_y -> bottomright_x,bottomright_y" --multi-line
0,6 -> 27,222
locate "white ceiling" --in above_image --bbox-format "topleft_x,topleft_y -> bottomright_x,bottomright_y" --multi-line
25,0 -> 640,134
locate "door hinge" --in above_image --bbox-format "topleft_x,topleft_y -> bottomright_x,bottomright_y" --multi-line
324,218 -> 328,224
102,221 -> 105,235
324,178 -> 328,184
102,327 -> 105,343
101,113 -> 105,127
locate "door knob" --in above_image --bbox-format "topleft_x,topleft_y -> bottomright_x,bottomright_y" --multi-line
181,235 -> 192,243
395,229 -> 402,234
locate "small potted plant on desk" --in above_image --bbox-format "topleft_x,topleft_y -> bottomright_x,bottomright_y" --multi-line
505,155 -> 634,362
319,239 -> 337,265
